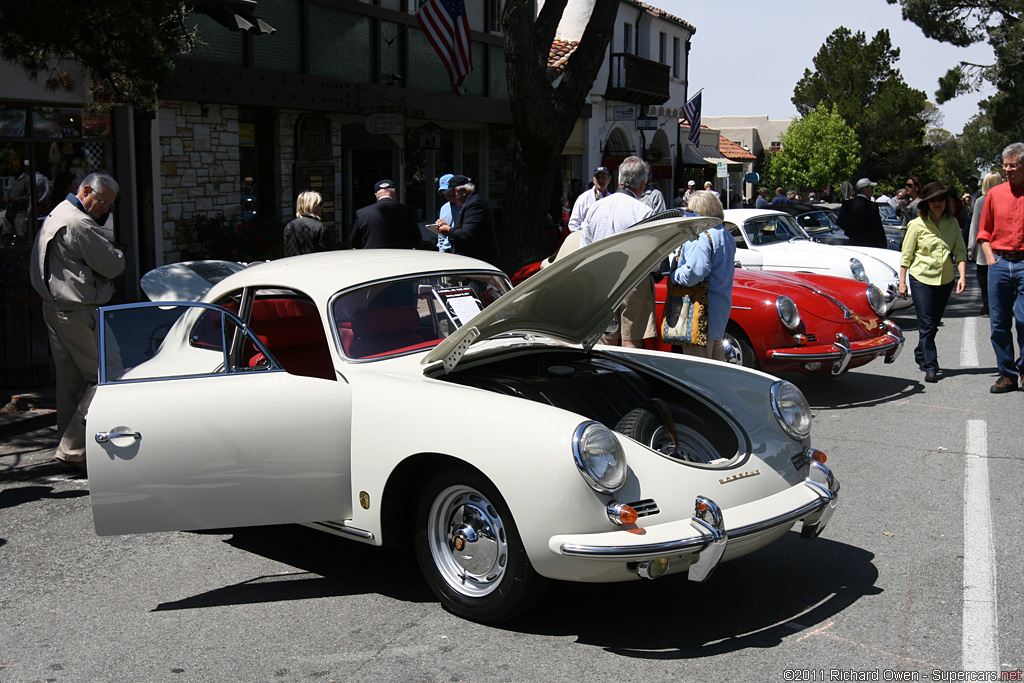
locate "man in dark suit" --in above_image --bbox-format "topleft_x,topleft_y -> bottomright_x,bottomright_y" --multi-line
837,178 -> 887,248
351,179 -> 421,249
436,175 -> 501,268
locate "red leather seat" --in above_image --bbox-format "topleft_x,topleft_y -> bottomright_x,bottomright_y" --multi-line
248,306 -> 334,380
347,307 -> 422,359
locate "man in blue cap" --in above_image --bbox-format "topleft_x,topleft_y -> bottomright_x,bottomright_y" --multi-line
436,174 -> 501,268
436,173 -> 461,253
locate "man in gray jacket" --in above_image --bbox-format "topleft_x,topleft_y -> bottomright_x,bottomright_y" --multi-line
30,173 -> 125,471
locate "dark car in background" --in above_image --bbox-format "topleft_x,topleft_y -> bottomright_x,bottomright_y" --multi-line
775,203 -> 902,251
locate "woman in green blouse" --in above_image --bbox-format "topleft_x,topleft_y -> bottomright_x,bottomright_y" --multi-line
898,181 -> 968,383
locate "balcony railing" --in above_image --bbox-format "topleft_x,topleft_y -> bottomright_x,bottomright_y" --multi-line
605,53 -> 670,105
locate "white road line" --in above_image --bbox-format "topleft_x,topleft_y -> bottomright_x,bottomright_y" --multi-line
961,315 -> 979,367
963,419 -> 998,672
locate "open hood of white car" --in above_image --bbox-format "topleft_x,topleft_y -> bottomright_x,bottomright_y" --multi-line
423,214 -> 719,373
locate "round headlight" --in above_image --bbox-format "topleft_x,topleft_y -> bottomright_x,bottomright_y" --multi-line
770,381 -> 812,439
573,422 -> 628,493
776,296 -> 801,330
849,258 -> 868,282
866,284 -> 887,317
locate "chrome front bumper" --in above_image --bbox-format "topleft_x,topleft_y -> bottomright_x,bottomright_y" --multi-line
555,462 -> 840,582
766,321 -> 903,376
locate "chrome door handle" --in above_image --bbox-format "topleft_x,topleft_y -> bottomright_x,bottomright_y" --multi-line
95,431 -> 141,443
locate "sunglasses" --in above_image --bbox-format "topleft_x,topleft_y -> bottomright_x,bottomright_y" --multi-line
905,183 -> 915,187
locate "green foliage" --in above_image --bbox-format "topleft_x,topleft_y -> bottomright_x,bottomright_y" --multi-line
771,106 -> 861,190
888,0 -> 1024,132
792,27 -> 929,181
0,0 -> 193,110
179,213 -> 283,263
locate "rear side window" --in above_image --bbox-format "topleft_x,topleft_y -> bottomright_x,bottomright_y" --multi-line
332,273 -> 509,360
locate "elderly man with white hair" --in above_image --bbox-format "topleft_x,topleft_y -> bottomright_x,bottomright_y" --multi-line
579,156 -> 656,348
30,172 -> 125,472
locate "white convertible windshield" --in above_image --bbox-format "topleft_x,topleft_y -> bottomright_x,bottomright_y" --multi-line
741,214 -> 813,245
331,272 -> 510,360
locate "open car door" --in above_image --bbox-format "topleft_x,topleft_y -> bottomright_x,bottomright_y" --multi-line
86,302 -> 352,535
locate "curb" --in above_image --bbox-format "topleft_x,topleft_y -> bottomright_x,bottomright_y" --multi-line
0,409 -> 57,437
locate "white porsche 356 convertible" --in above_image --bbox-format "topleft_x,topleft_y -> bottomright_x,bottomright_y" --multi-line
87,215 -> 839,624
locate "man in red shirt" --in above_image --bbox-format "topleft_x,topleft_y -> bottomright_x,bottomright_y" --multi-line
977,142 -> 1024,393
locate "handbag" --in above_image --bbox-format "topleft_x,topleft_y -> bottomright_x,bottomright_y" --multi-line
660,232 -> 712,346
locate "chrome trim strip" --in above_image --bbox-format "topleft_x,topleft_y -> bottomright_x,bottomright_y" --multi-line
307,520 -> 375,540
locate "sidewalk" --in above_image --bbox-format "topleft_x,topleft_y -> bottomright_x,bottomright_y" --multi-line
0,384 -> 56,438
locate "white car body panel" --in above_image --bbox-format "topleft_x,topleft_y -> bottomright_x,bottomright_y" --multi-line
89,370 -> 353,535
723,208 -> 910,311
85,219 -> 838,611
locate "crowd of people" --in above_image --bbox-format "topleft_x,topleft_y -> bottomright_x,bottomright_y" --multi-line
23,144 -> 1024,475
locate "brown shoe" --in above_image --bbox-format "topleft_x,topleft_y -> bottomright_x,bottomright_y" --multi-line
57,458 -> 88,472
990,376 -> 1019,394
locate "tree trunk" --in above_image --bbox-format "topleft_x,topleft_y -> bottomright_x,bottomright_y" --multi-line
498,0 -> 618,273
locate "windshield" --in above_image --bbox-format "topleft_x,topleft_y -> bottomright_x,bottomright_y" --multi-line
877,203 -> 898,219
331,272 -> 510,360
794,210 -> 841,233
741,213 -> 812,245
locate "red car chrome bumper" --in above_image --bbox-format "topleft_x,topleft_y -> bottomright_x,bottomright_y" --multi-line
765,321 -> 903,376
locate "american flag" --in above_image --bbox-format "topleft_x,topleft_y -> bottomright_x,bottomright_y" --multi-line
417,0 -> 473,96
683,91 -> 702,145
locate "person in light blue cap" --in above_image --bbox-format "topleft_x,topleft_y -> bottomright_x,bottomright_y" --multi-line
436,174 -> 461,253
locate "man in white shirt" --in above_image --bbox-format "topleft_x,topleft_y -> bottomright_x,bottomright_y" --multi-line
580,156 -> 655,347
566,166 -> 612,232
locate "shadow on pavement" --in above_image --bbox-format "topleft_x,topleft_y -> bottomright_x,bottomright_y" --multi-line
153,524 -> 878,663
505,531 -> 878,658
785,371 -> 923,410
152,524 -> 432,611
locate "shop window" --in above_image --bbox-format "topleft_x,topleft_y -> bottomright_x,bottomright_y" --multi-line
2,106 -> 115,246
409,28 -> 453,93
180,14 -> 244,65
309,6 -> 371,82
381,21 -> 404,86
489,45 -> 508,98
254,0 -> 301,72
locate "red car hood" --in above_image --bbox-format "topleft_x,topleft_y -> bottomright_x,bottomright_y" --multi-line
733,269 -> 870,324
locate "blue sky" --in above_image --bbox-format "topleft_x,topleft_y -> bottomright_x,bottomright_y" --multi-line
661,0 -> 995,133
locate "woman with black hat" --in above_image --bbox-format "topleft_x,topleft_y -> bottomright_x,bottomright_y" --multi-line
897,181 -> 968,382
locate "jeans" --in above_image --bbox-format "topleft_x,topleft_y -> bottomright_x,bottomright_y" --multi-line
909,275 -> 954,372
986,256 -> 1024,379
977,261 -> 988,307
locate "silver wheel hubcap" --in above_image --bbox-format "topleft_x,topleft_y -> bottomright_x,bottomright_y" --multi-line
721,333 -> 743,366
428,485 -> 508,597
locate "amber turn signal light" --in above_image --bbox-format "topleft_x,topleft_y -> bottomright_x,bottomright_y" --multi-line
606,502 -> 639,525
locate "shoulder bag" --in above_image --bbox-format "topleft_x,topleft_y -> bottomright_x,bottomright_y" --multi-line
660,232 -> 713,346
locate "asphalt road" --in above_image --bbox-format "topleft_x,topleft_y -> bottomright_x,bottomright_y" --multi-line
1,282 -> 1021,683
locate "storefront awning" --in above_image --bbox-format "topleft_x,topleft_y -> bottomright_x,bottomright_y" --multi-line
193,0 -> 276,34
682,145 -> 745,169
681,144 -> 719,165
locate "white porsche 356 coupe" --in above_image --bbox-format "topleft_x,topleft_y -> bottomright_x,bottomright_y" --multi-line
87,215 -> 839,624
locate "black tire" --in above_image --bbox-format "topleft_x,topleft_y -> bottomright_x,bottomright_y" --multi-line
615,404 -> 722,464
414,468 -> 548,624
723,326 -> 758,369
